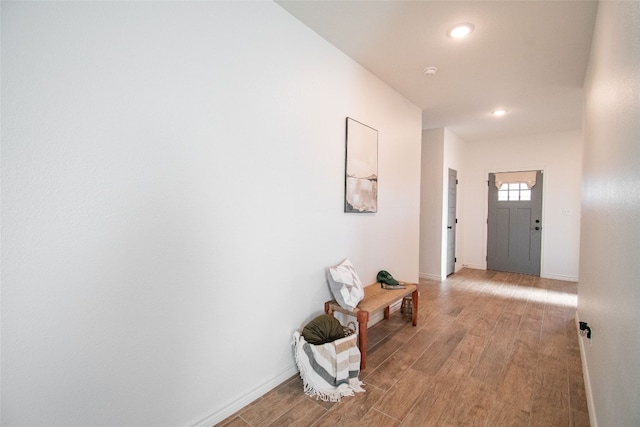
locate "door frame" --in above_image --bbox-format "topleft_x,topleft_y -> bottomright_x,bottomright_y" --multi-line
482,166 -> 547,275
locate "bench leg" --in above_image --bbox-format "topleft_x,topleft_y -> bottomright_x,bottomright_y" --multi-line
324,301 -> 334,315
411,289 -> 419,326
356,310 -> 369,370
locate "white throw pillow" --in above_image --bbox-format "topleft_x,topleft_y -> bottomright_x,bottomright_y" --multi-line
327,258 -> 365,311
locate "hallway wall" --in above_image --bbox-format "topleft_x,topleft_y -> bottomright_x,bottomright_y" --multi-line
1,2 -> 422,425
579,2 -> 640,425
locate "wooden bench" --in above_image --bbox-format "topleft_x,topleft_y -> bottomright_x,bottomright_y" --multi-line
324,282 -> 418,369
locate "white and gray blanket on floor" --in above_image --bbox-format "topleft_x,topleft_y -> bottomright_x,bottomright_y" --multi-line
292,330 -> 365,402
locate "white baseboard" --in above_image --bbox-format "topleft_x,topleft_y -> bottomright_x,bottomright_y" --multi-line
575,311 -> 597,427
188,363 -> 299,427
460,263 -> 484,270
541,273 -> 579,282
366,299 -> 403,326
419,272 -> 443,281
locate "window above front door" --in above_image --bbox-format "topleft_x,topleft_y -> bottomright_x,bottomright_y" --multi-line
494,170 -> 538,201
498,182 -> 532,201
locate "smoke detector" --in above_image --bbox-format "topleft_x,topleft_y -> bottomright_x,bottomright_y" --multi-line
423,66 -> 438,76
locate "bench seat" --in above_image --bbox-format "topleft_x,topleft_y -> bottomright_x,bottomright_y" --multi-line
324,282 -> 418,369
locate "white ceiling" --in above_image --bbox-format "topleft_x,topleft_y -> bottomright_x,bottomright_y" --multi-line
276,0 -> 598,142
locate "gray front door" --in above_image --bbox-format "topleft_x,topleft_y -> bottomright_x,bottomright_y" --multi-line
446,169 -> 457,276
487,170 -> 543,275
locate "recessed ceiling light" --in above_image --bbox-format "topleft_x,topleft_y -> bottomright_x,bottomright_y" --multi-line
492,109 -> 508,117
423,66 -> 438,76
447,23 -> 475,39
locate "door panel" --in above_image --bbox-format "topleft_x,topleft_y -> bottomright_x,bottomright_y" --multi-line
494,208 -> 510,262
446,169 -> 457,276
487,171 -> 542,275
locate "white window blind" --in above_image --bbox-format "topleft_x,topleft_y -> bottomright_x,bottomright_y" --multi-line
494,171 -> 537,189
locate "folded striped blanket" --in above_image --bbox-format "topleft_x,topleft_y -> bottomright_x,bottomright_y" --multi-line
292,330 -> 365,402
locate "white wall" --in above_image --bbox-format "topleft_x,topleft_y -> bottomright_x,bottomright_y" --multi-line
579,1 -> 640,426
0,2 -> 422,426
442,129 -> 466,276
461,130 -> 582,281
420,128 -> 466,280
419,129 -> 444,279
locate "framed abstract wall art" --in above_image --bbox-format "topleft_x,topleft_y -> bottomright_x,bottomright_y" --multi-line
345,117 -> 378,213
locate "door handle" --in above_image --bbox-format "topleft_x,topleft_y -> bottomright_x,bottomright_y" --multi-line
447,226 -> 453,229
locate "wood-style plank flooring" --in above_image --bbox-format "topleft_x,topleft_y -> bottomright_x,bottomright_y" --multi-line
217,268 -> 589,426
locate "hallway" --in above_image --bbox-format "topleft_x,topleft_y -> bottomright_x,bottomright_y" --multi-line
219,268 -> 589,426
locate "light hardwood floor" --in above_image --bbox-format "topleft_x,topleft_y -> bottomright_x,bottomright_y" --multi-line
218,268 -> 589,426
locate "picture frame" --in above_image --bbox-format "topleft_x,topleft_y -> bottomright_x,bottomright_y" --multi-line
345,117 -> 378,213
